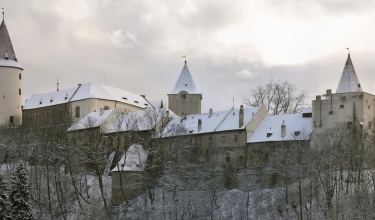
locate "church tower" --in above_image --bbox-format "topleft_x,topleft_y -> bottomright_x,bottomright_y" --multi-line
0,14 -> 23,126
168,61 -> 202,116
336,53 -> 362,93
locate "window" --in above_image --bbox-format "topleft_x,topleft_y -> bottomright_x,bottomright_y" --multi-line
198,137 -> 202,146
221,136 -> 225,143
209,137 -> 212,146
369,105 -> 371,110
46,112 -> 50,124
19,88 -> 21,95
340,105 -> 344,109
104,105 -> 109,110
226,156 -> 230,163
267,133 -> 273,137
234,135 -> 238,142
75,106 -> 80,118
329,111 -> 333,115
369,122 -> 372,129
9,116 -> 14,125
294,131 -> 300,136
19,73 -> 21,80
35,113 -> 39,125
239,156 -> 243,162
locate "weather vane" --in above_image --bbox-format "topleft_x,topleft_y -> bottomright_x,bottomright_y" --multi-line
182,55 -> 186,63
346,47 -> 350,55
2,8 -> 4,22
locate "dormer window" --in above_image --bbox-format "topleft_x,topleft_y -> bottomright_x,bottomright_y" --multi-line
185,84 -> 187,86
4,53 -> 8,60
65,93 -> 68,100
39,98 -> 43,105
134,101 -> 139,103
50,96 -> 54,103
294,131 -> 300,136
267,133 -> 273,137
122,97 -> 128,100
144,103 -> 148,106
14,55 -> 17,62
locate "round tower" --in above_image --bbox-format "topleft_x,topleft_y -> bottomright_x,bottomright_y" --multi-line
0,16 -> 23,126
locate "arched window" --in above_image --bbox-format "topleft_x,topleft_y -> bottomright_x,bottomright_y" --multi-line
104,105 -> 110,110
75,106 -> 80,118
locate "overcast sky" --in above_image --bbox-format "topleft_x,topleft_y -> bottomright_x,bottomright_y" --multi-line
3,0 -> 375,112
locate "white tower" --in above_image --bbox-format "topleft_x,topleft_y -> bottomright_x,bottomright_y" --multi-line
0,14 -> 23,126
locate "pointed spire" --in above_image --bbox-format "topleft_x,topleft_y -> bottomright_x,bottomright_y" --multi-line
336,53 -> 362,93
170,61 -> 200,94
0,15 -> 22,69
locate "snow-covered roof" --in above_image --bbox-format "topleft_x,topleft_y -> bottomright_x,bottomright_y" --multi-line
111,144 -> 148,172
336,54 -> 362,93
24,83 -> 151,110
170,61 -> 200,94
301,107 -> 312,114
0,21 -> 22,70
23,88 -> 77,110
70,83 -> 151,108
67,109 -> 115,131
105,108 -> 177,133
247,113 -> 312,143
165,106 -> 262,136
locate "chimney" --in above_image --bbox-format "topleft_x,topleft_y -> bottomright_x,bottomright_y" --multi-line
281,120 -> 286,138
166,110 -> 170,117
239,105 -> 244,128
145,107 -> 151,114
209,108 -> 213,117
100,108 -> 104,116
198,119 -> 202,132
326,89 -> 332,97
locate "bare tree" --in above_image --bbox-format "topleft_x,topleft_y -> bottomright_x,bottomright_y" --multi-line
243,79 -> 307,114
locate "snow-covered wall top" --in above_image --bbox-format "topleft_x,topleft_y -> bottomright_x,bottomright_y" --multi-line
247,113 -> 312,143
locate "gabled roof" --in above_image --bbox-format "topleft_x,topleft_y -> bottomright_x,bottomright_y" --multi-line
170,61 -> 200,94
336,54 -> 362,93
24,83 -> 152,110
105,108 -> 177,133
111,144 -> 148,172
23,88 -> 77,110
164,106 -> 262,136
67,109 -> 115,131
0,20 -> 22,69
247,112 -> 312,143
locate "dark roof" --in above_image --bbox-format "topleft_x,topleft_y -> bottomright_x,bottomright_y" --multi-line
0,20 -> 16,61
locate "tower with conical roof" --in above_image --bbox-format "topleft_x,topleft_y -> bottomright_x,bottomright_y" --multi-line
168,61 -> 202,116
336,54 -> 362,93
0,12 -> 23,126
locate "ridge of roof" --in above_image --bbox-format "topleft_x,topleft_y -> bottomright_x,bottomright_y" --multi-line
336,54 -> 362,93
170,61 -> 200,94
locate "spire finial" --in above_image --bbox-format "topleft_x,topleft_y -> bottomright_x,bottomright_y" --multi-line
346,47 -> 350,56
182,55 -> 186,64
57,78 -> 59,91
2,8 -> 4,22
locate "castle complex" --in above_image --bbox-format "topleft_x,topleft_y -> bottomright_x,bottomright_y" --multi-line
1,17 -> 374,205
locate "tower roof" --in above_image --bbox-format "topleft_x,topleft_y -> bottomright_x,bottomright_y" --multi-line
170,61 -> 200,94
336,54 -> 361,93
